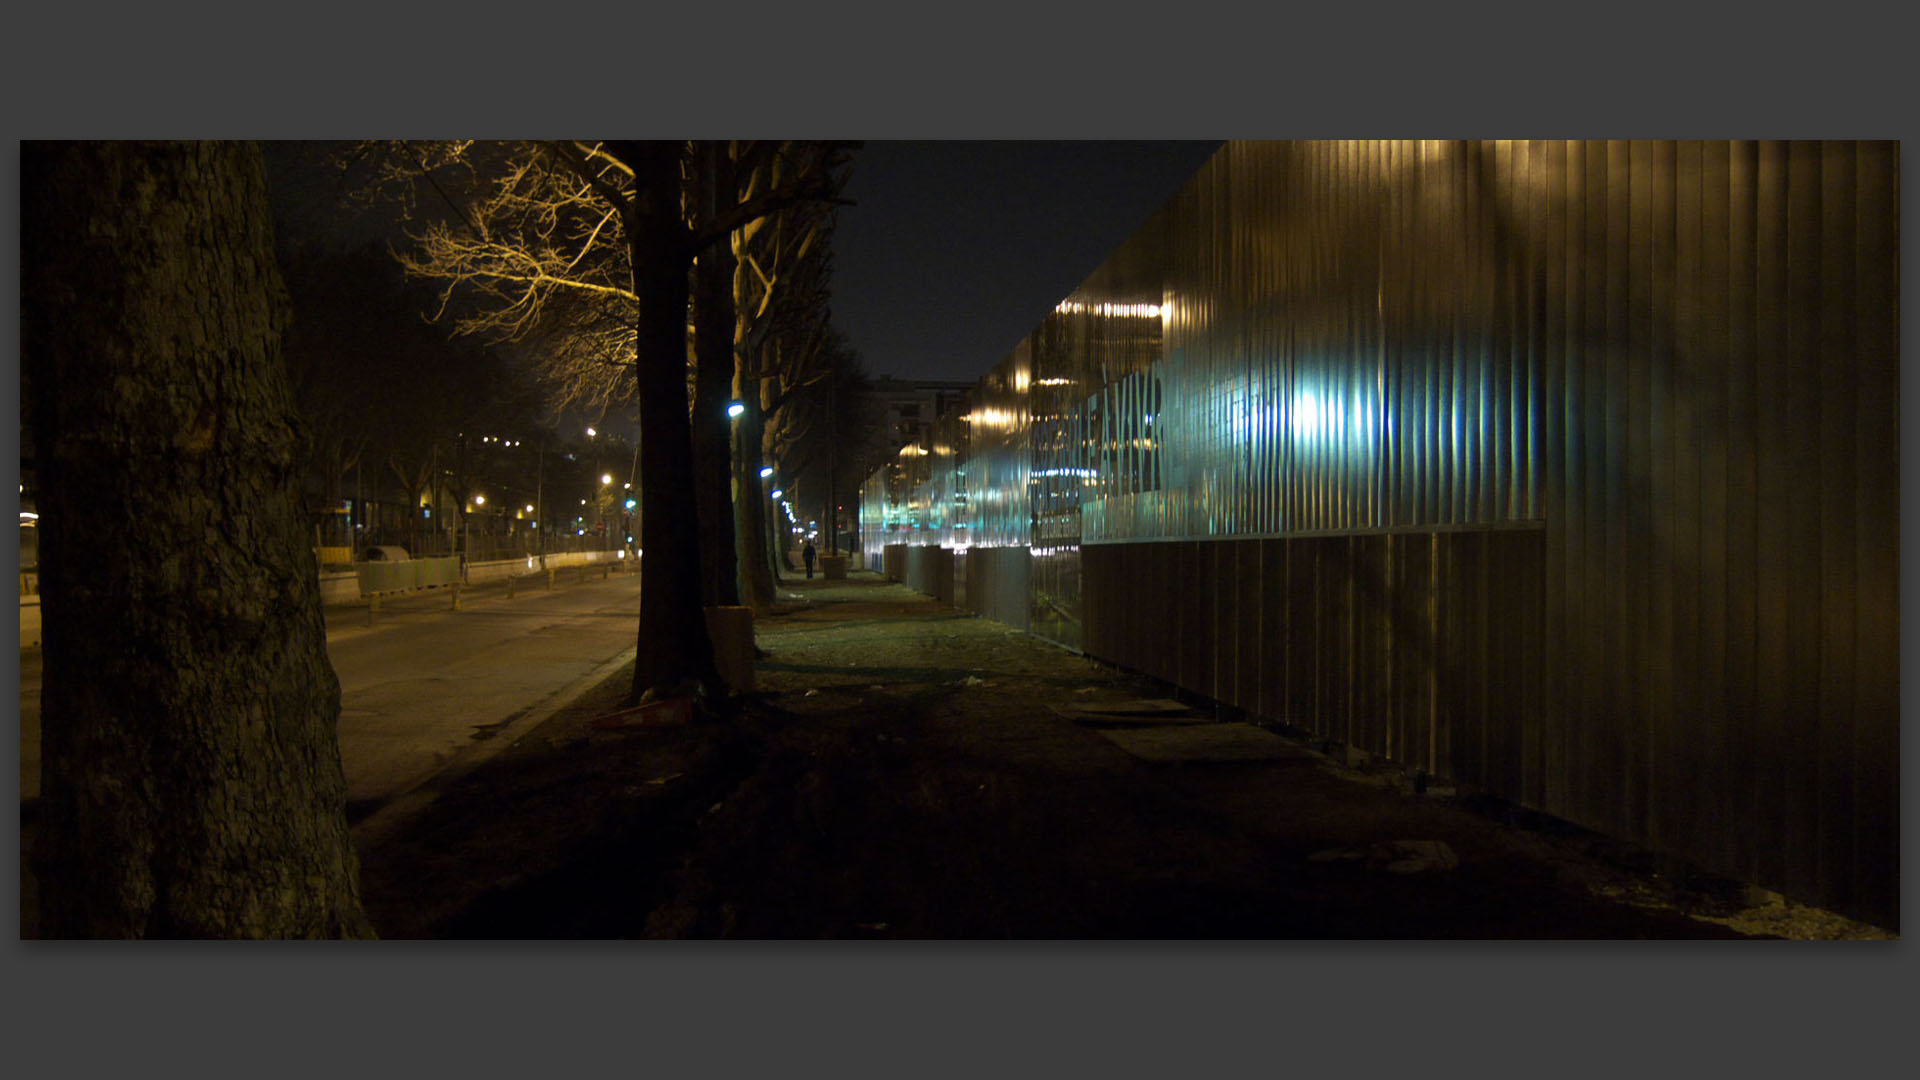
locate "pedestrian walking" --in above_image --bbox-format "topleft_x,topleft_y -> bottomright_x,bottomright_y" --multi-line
802,539 -> 817,579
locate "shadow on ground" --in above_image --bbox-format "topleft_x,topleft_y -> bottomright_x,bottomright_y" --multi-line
352,572 -> 1884,940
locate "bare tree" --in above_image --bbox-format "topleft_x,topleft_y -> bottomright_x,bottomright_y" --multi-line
359,140 -> 850,701
722,164 -> 857,607
23,141 -> 372,937
279,244 -> 400,512
681,143 -> 845,611
689,143 -> 743,609
774,332 -> 884,561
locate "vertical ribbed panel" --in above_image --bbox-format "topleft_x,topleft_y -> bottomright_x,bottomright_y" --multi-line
861,140 -> 1898,927
1060,142 -> 1546,541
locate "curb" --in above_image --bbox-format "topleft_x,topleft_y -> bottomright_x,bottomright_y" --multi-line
350,644 -> 639,851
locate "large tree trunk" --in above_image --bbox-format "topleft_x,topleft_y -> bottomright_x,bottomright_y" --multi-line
733,383 -> 777,612
623,141 -> 723,702
689,165 -> 741,607
22,141 -> 373,938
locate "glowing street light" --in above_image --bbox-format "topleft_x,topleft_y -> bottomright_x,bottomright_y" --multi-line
770,488 -> 783,499
759,467 -> 774,479
601,473 -> 613,485
727,401 -> 746,418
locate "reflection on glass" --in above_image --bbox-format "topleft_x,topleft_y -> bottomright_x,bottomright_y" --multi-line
861,141 -> 1542,644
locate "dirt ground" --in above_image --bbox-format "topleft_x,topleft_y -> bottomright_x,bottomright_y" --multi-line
352,571 -> 1894,940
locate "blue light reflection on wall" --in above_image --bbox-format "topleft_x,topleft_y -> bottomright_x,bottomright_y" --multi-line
862,142 -> 1543,563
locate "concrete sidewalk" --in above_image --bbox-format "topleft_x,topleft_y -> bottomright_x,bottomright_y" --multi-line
351,570 -> 1894,938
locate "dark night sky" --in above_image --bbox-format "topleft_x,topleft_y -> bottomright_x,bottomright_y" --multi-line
829,141 -> 1222,383
263,141 -> 1223,389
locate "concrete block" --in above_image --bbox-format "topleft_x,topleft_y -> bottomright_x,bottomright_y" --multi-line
704,605 -> 755,695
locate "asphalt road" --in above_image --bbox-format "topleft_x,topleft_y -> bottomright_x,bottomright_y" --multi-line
17,570 -> 645,817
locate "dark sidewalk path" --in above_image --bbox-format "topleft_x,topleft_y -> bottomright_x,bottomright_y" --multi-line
355,571 -> 1888,939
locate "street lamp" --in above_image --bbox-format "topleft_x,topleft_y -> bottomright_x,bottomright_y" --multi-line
727,401 -> 745,419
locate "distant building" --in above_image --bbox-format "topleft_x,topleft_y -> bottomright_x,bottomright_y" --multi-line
868,376 -> 973,453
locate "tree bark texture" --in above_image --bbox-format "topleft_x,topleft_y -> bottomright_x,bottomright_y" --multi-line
22,141 -> 373,938
690,236 -> 741,608
620,141 -> 723,702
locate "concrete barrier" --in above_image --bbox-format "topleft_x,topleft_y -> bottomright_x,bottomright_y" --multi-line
466,549 -> 623,585
24,550 -> 637,650
319,571 -> 359,605
904,546 -> 955,605
359,555 -> 464,624
319,550 -> 625,603
356,555 -> 462,598
882,543 -> 908,582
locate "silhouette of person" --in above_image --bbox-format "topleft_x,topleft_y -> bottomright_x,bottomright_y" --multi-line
802,540 -> 817,579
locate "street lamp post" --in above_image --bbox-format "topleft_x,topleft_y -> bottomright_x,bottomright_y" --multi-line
463,493 -> 484,581
587,425 -> 608,551
625,432 -> 640,558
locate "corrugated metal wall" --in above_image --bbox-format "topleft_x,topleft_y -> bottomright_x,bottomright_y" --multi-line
1082,528 -> 1545,792
858,140 -> 1898,927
